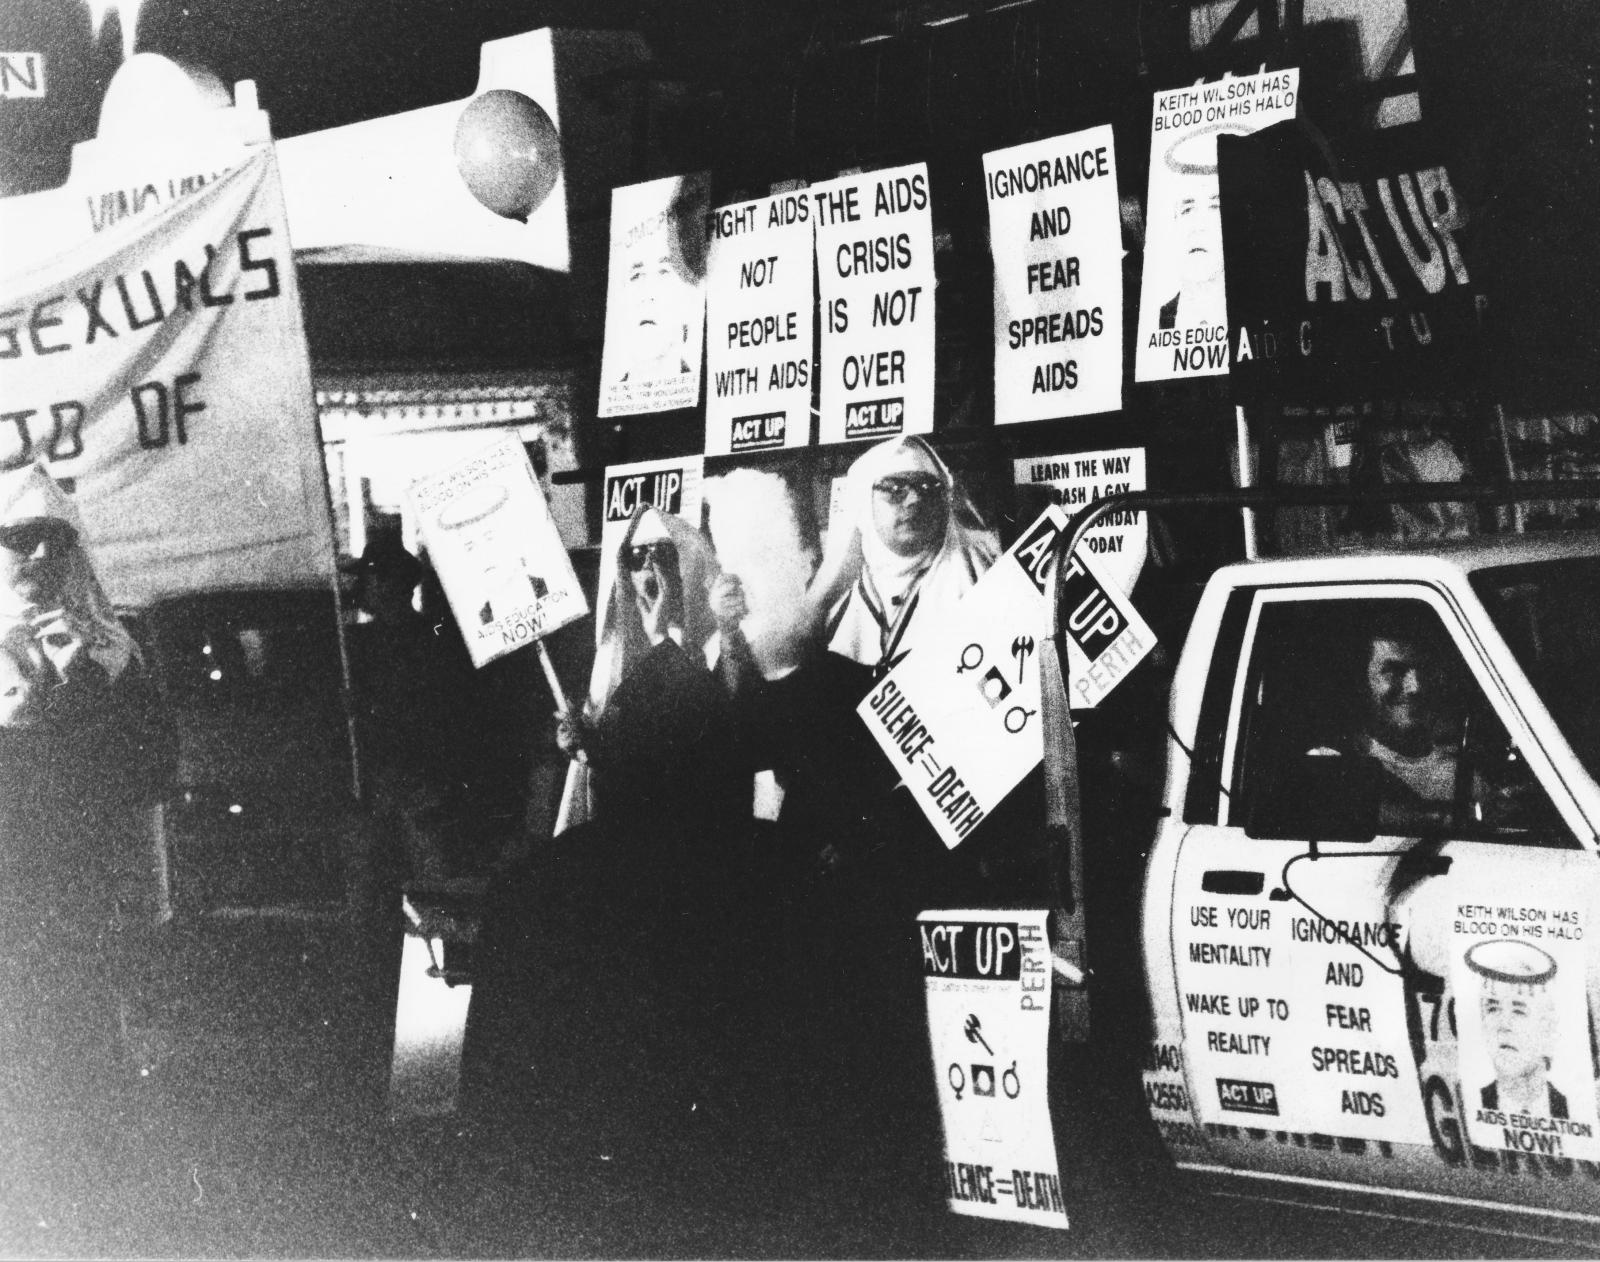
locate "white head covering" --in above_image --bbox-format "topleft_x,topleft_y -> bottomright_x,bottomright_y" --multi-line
808,436 -> 999,670
0,463 -> 139,682
554,505 -> 721,834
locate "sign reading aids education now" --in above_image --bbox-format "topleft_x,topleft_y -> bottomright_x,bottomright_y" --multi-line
598,173 -> 710,418
412,434 -> 587,668
984,126 -> 1122,423
922,909 -> 1067,1229
812,163 -> 935,444
704,191 -> 815,455
858,505 -> 1153,848
1135,68 -> 1298,383
1012,447 -> 1146,595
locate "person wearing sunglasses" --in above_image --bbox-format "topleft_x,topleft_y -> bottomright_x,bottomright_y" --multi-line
807,435 -> 1000,676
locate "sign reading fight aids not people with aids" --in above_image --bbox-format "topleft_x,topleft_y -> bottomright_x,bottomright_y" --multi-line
412,434 -> 587,669
704,191 -> 815,455
0,147 -> 334,607
984,126 -> 1122,422
1135,68 -> 1298,382
812,163 -> 936,444
598,173 -> 711,418
1012,447 -> 1147,595
922,909 -> 1067,1228
859,505 -> 1153,848
1451,885 -> 1600,1162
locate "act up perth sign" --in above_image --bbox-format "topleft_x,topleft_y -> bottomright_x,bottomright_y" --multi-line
984,126 -> 1122,422
858,505 -> 1153,848
0,147 -> 334,606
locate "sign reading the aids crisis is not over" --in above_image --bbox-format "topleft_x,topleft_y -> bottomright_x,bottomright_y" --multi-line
0,148 -> 334,607
704,191 -> 815,455
812,164 -> 936,444
984,126 -> 1123,423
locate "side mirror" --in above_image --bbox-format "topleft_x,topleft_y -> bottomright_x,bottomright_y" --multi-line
1244,748 -> 1381,842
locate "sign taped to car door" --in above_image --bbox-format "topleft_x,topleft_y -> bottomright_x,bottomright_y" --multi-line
922,909 -> 1068,1228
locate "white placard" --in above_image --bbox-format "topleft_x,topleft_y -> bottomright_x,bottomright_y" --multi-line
1134,69 -> 1299,382
922,909 -> 1068,1228
411,434 -> 587,668
704,191 -> 815,455
1452,890 -> 1600,1162
1012,447 -> 1147,595
984,126 -> 1123,422
812,164 -> 936,443
858,506 -> 1154,848
598,173 -> 710,417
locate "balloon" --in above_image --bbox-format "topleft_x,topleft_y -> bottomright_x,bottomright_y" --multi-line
453,89 -> 562,223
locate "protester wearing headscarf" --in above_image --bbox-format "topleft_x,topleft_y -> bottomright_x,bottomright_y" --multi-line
808,436 -> 1000,676
0,463 -> 172,1099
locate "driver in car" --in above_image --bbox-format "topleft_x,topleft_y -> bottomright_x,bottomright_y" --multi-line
1353,613 -> 1461,828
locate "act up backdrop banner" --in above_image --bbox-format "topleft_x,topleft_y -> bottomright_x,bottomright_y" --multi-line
984,126 -> 1122,422
813,164 -> 936,444
704,191 -> 815,455
922,909 -> 1068,1228
0,146 -> 334,607
858,505 -> 1153,848
1134,69 -> 1298,383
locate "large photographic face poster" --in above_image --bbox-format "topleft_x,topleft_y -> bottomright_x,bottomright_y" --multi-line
921,909 -> 1068,1228
598,173 -> 711,418
411,434 -> 587,668
984,126 -> 1122,423
704,192 -> 816,455
858,505 -> 1153,848
1452,893 -> 1600,1161
1012,447 -> 1146,596
812,164 -> 936,444
1134,68 -> 1298,382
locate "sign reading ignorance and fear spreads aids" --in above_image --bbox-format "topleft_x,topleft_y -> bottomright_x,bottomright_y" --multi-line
1452,892 -> 1600,1162
858,506 -> 1153,848
1012,447 -> 1146,595
411,434 -> 587,668
1134,68 -> 1298,383
984,126 -> 1122,423
922,909 -> 1067,1229
0,148 -> 334,607
812,164 -> 936,444
704,191 -> 815,455
598,173 -> 711,419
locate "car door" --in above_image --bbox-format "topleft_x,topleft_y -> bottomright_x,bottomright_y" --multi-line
1166,582 -> 1600,1221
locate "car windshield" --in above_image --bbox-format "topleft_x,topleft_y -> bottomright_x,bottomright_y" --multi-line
1471,558 -> 1600,782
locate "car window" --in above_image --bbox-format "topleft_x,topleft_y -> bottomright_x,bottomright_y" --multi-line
1230,596 -> 1567,845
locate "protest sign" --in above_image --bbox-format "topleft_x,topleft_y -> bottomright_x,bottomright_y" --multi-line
858,505 -> 1153,848
1134,68 -> 1298,383
812,163 -> 936,443
704,191 -> 815,455
411,434 -> 587,669
922,909 -> 1068,1229
984,126 -> 1122,422
1012,447 -> 1146,595
598,173 -> 710,418
1219,121 -> 1487,404
0,146 -> 334,607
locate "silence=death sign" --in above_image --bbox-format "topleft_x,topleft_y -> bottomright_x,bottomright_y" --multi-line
812,163 -> 936,444
984,125 -> 1123,423
858,505 -> 1154,849
704,191 -> 815,455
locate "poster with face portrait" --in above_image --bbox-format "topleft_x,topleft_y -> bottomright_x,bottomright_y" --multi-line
598,173 -> 711,418
411,434 -> 587,668
1134,68 -> 1298,383
704,191 -> 816,455
1451,894 -> 1600,1162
